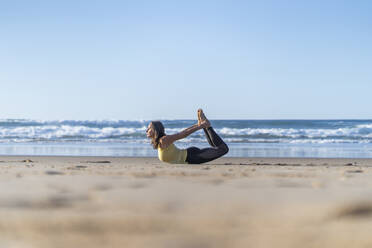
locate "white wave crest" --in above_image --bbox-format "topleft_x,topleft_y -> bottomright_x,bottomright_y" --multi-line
218,126 -> 372,138
1,121 -> 372,144
0,125 -> 147,140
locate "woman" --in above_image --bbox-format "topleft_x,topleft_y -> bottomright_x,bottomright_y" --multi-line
146,109 -> 229,164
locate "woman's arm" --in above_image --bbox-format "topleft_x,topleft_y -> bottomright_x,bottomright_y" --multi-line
159,123 -> 203,148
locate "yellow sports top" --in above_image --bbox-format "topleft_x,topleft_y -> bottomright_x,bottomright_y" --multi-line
158,143 -> 188,164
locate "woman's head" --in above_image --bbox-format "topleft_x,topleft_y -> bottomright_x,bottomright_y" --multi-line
146,121 -> 165,149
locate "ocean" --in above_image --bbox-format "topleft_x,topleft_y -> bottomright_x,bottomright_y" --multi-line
1,119 -> 372,158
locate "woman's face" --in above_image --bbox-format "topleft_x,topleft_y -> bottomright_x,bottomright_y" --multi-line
146,123 -> 154,138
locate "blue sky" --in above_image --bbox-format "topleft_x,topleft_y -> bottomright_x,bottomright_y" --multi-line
1,0 -> 371,120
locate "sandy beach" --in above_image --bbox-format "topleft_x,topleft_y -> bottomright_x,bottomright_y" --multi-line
1,156 -> 372,248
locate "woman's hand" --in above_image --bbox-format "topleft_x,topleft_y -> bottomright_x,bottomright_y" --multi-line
197,109 -> 211,128
199,120 -> 210,129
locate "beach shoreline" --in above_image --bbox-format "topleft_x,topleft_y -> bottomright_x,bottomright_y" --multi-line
1,156 -> 372,248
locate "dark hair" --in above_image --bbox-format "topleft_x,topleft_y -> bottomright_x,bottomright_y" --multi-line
149,121 -> 165,149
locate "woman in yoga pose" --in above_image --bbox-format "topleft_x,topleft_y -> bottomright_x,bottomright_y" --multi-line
146,109 -> 229,164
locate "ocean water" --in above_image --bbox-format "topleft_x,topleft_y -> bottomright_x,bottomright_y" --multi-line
1,119 -> 372,158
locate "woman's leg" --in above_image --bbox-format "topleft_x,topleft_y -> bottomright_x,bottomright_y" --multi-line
205,127 -> 226,148
203,128 -> 215,147
198,109 -> 227,148
185,147 -> 203,164
199,109 -> 217,147
186,128 -> 229,164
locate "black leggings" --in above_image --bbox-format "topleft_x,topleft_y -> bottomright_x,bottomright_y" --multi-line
185,127 -> 229,164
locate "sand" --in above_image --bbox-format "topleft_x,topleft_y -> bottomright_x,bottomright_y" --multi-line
1,156 -> 372,248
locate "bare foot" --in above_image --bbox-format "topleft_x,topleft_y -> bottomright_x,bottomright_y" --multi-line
197,109 -> 203,126
198,109 -> 210,128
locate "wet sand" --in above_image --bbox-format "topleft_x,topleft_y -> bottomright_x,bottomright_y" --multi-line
1,156 -> 372,248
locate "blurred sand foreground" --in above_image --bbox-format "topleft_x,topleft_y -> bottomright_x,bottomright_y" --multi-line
1,156 -> 372,248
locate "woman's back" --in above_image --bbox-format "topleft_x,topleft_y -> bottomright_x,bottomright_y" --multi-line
158,143 -> 187,164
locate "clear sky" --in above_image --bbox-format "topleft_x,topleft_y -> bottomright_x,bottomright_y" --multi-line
1,0 -> 371,120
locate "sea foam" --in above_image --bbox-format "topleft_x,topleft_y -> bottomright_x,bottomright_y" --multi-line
0,119 -> 372,144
